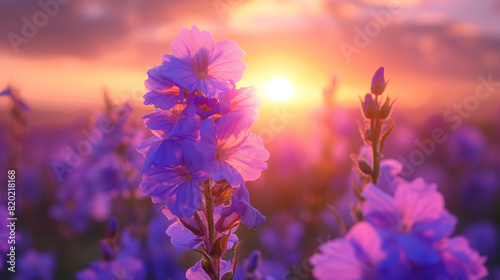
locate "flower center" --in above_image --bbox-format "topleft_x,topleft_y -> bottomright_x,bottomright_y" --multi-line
216,150 -> 226,160
199,72 -> 206,79
186,174 -> 192,181
401,224 -> 408,232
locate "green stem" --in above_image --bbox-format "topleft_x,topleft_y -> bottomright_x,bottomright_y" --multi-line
372,95 -> 380,185
205,180 -> 215,245
204,180 -> 219,277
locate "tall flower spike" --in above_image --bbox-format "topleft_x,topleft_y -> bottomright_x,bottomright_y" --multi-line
138,26 -> 268,279
311,67 -> 488,280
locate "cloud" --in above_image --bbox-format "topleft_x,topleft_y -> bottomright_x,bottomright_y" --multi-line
0,0 -> 217,57
0,0 -> 133,57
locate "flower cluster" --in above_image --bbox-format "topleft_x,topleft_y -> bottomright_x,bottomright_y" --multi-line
76,218 -> 146,280
50,100 -> 140,233
311,68 -> 488,280
138,26 -> 269,279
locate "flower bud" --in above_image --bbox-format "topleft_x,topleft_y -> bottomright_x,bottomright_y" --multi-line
379,96 -> 394,119
371,67 -> 386,95
215,212 -> 240,232
358,160 -> 373,175
100,240 -> 115,261
246,250 -> 262,273
221,271 -> 234,280
107,217 -> 118,240
361,94 -> 376,119
202,259 -> 217,279
179,216 -> 204,237
209,233 -> 231,259
194,212 -> 208,236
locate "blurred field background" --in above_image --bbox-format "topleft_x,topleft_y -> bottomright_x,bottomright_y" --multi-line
1,0 -> 500,279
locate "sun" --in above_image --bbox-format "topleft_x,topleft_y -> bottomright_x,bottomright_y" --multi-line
264,77 -> 294,102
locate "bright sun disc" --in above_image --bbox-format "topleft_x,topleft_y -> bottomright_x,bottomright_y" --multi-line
265,77 -> 294,102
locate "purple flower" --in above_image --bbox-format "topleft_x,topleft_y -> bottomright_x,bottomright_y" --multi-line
462,220 -> 499,258
77,229 -> 146,280
137,136 -> 183,174
87,158 -> 126,192
245,250 -> 262,274
88,192 -> 113,222
219,83 -> 261,122
355,146 -> 404,195
140,103 -> 200,141
143,65 -> 182,110
14,250 -> 55,280
370,67 -> 386,95
162,26 -> 247,95
76,257 -> 146,280
197,112 -> 269,187
376,159 -> 404,195
186,259 -> 232,280
0,87 -> 12,96
0,86 -> 30,111
89,103 -> 133,156
438,236 -> 488,280
458,170 -> 499,212
141,140 -> 208,217
49,176 -> 92,233
165,217 -> 204,249
363,178 -> 457,240
237,250 -> 282,280
118,229 -> 142,259
107,217 -> 118,240
137,26 -> 267,279
193,95 -> 220,118
311,222 -> 387,280
445,125 -> 485,166
362,178 -> 457,264
146,216 -> 185,280
258,218 -> 305,265
221,185 -> 265,229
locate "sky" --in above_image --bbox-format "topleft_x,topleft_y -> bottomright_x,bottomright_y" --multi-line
0,0 -> 499,120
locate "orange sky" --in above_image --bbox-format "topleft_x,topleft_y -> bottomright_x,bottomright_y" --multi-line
0,0 -> 499,121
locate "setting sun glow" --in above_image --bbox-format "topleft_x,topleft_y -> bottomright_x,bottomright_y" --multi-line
264,77 -> 294,102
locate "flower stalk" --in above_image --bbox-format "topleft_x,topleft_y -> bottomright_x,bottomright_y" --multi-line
358,67 -> 394,187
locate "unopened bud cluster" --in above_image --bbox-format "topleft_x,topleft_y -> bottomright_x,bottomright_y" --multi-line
360,67 -> 394,120
357,67 -> 395,186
